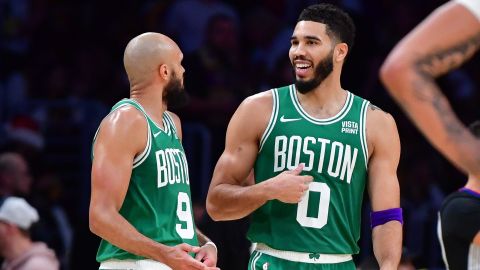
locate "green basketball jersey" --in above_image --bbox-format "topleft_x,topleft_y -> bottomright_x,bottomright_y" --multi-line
248,85 -> 369,254
94,99 -> 198,262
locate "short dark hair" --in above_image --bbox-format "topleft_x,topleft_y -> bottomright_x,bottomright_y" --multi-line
298,3 -> 355,51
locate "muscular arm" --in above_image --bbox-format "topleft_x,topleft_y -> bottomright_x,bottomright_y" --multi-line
380,2 -> 480,177
89,107 -> 170,260
206,94 -> 272,221
206,92 -> 312,221
89,108 -> 209,270
367,106 -> 402,270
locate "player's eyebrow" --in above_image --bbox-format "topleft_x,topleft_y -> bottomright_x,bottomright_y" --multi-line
290,35 -> 322,42
305,35 -> 321,41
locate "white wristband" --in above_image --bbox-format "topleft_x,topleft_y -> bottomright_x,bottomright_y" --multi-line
203,241 -> 217,252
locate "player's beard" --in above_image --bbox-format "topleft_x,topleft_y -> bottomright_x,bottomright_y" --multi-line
294,49 -> 334,94
163,71 -> 188,109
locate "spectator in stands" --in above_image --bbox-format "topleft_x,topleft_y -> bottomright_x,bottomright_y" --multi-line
0,152 -> 72,269
2,116 -> 44,167
0,196 -> 59,270
163,0 -> 238,53
181,13 -> 246,161
0,152 -> 31,200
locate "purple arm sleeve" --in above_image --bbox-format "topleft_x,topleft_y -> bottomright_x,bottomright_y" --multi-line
370,208 -> 403,229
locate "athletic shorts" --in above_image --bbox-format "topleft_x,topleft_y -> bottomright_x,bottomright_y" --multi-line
248,244 -> 355,270
99,259 -> 172,270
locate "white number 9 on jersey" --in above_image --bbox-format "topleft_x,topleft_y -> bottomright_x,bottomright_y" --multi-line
176,192 -> 195,239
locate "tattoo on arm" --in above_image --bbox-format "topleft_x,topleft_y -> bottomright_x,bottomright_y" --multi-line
369,104 -> 382,111
368,104 -> 389,116
411,32 -> 480,138
415,32 -> 480,78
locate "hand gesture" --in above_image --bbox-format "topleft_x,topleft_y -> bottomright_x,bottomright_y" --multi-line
268,163 -> 313,203
195,243 -> 218,267
163,243 -> 210,270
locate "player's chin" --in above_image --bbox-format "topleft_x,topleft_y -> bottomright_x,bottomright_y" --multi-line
295,76 -> 314,84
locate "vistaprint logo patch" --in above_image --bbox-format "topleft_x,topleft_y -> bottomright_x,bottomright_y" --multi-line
341,121 -> 358,134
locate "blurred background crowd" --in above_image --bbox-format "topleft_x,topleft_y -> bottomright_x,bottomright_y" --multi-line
0,0 -> 479,269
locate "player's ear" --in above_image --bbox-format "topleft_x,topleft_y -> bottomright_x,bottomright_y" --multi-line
158,64 -> 169,80
334,43 -> 348,63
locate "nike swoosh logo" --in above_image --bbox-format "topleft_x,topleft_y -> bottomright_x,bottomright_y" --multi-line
153,131 -> 162,137
280,115 -> 302,122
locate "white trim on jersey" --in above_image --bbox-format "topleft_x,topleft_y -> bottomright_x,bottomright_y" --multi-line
92,102 -> 151,169
259,89 -> 279,152
359,100 -> 369,169
164,112 -> 178,135
132,118 -> 151,168
128,99 -> 167,133
255,243 -> 353,264
162,117 -> 170,135
290,85 -> 353,125
99,259 -> 172,270
250,251 -> 262,270
92,128 -> 101,159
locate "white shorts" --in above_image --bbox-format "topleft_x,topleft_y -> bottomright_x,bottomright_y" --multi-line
255,243 -> 352,264
99,259 -> 172,270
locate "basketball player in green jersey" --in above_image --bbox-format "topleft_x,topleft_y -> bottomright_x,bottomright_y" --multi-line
207,4 -> 402,270
89,33 -> 219,270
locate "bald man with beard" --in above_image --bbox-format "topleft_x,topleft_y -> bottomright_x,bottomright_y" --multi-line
89,33 -> 219,270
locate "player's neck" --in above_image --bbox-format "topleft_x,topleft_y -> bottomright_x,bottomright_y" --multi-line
301,72 -> 342,98
298,87 -> 347,118
130,85 -> 167,125
296,80 -> 346,119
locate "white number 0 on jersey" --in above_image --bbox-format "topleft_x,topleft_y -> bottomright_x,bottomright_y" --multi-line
176,192 -> 195,239
296,182 -> 331,229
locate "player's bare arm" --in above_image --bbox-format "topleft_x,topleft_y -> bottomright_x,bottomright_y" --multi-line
194,229 -> 217,267
380,2 -> 480,177
89,107 -> 209,270
366,105 -> 402,270
206,92 -> 272,220
206,91 -> 313,221
90,107 -> 170,259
